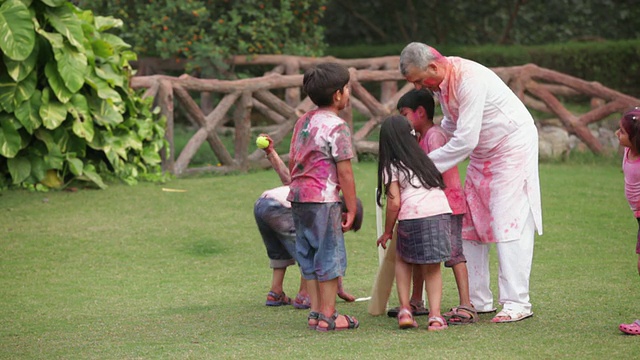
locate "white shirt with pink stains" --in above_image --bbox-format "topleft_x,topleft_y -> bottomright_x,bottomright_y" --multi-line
388,164 -> 452,221
623,147 -> 640,218
427,56 -> 543,243
287,109 -> 354,203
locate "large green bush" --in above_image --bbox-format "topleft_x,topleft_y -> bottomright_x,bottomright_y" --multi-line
76,0 -> 329,76
0,0 -> 166,190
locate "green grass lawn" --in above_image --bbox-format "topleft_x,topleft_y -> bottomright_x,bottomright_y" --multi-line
1,160 -> 640,359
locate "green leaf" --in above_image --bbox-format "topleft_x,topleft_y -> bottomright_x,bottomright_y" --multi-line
4,43 -> 38,82
66,156 -> 83,176
0,115 -> 21,158
69,93 -> 90,120
7,155 -> 30,184
28,154 -> 46,182
15,67 -> 37,103
0,68 -> 37,112
0,0 -> 35,61
36,28 -> 64,49
44,5 -> 84,51
0,72 -> 18,112
89,97 -> 122,126
80,163 -> 107,189
39,0 -> 67,6
70,108 -> 94,142
100,33 -> 130,51
39,94 -> 67,130
43,146 -> 64,170
91,38 -> 113,58
44,62 -> 73,103
141,146 -> 162,165
85,69 -> 122,103
95,64 -> 123,88
55,42 -> 87,93
14,89 -> 42,134
94,16 -> 122,31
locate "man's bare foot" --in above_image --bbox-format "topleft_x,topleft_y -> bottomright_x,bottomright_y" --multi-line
337,289 -> 356,302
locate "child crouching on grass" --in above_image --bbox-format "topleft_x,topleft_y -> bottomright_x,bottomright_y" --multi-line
288,62 -> 359,331
616,106 -> 640,335
376,115 -> 451,330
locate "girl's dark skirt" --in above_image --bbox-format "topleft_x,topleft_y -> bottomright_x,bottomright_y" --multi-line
396,214 -> 451,264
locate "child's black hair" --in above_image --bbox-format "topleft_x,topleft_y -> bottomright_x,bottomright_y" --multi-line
376,115 -> 445,207
621,106 -> 640,152
396,89 -> 435,120
302,63 -> 350,107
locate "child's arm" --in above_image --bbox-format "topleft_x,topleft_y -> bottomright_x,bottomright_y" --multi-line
377,181 -> 400,249
337,159 -> 357,232
259,133 -> 291,185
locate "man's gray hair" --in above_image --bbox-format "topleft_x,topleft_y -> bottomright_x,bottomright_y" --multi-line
399,42 -> 441,76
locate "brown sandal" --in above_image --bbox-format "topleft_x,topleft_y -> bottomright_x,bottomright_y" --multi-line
444,305 -> 478,325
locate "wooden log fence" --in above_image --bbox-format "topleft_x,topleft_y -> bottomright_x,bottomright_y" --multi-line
129,55 -> 640,176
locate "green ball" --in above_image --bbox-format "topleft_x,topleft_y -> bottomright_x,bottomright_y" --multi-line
256,136 -> 269,149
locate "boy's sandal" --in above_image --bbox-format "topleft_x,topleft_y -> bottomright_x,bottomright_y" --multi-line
427,316 -> 448,331
444,305 -> 478,325
265,291 -> 292,306
293,293 -> 311,309
397,308 -> 418,329
491,309 -> 533,323
410,299 -> 429,316
308,311 -> 320,330
619,319 -> 640,335
316,311 -> 359,332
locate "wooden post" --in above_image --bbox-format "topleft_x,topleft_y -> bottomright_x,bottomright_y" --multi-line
234,91 -> 253,170
380,61 -> 398,104
157,80 -> 174,173
284,59 -> 301,106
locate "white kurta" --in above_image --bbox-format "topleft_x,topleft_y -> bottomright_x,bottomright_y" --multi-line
428,57 -> 543,243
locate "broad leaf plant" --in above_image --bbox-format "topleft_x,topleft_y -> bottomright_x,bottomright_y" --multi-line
0,0 -> 166,190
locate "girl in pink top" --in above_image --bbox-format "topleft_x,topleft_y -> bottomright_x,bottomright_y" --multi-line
376,115 -> 452,331
615,106 -> 640,335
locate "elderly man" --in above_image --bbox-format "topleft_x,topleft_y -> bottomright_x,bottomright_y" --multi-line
399,42 -> 543,323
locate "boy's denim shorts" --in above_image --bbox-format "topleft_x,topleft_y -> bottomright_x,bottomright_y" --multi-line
254,197 -> 296,269
291,202 -> 346,281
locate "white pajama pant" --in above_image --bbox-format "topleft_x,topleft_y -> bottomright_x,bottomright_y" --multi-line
462,211 -> 535,314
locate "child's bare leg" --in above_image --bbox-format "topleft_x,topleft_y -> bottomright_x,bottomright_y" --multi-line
395,257 -> 413,310
317,277 -> 356,328
307,279 -> 320,322
452,262 -> 472,307
422,263 -> 443,317
270,267 -> 286,294
298,277 -> 309,297
411,264 -> 424,302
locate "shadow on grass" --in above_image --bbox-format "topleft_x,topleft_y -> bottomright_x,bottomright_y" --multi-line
184,239 -> 226,257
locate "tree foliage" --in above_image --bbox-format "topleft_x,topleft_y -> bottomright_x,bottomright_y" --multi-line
75,0 -> 329,76
0,0 -> 166,190
323,0 -> 640,46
